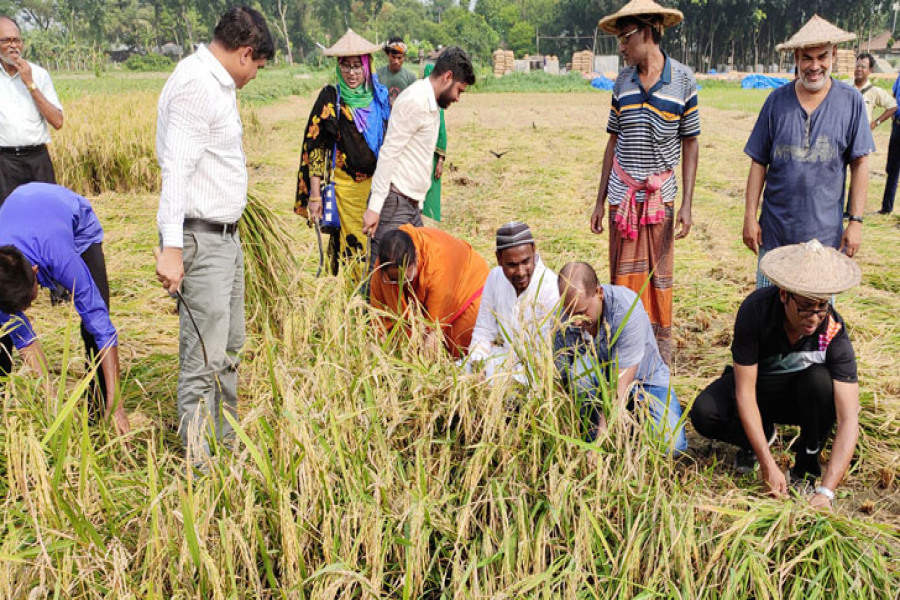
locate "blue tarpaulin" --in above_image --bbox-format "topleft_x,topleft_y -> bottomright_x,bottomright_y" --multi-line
741,74 -> 790,89
591,75 -> 615,91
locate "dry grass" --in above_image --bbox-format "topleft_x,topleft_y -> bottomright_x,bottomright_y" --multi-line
1,84 -> 898,597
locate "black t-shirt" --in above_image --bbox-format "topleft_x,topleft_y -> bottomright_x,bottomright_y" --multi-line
731,287 -> 857,383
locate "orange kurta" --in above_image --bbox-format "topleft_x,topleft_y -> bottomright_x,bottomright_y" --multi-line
370,224 -> 490,357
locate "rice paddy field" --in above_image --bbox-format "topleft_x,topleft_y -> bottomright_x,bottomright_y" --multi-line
1,70 -> 899,598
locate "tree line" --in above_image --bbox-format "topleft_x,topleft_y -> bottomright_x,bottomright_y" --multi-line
4,0 -> 892,71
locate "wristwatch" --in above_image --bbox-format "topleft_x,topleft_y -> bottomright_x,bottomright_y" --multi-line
848,215 -> 864,224
26,82 -> 37,92
814,486 -> 835,503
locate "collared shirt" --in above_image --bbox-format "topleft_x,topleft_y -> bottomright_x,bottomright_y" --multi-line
156,44 -> 247,248
857,82 -> 897,122
368,78 -> 440,212
0,183 -> 115,351
554,284 -> 670,394
469,257 -> 560,363
606,53 -> 700,206
744,78 -> 874,250
0,61 -> 62,147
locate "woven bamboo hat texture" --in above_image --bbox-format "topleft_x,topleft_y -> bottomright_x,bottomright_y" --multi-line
760,239 -> 861,301
598,0 -> 683,35
775,15 -> 856,52
323,29 -> 381,57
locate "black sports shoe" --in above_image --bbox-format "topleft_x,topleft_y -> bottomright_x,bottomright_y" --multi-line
733,424 -> 776,474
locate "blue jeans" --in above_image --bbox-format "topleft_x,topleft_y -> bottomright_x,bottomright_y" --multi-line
631,384 -> 688,454
882,120 -> 900,213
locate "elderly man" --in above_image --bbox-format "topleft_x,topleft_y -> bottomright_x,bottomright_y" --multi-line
0,16 -> 64,204
0,183 -> 129,435
155,7 -> 274,464
554,261 -> 687,453
743,16 -> 873,286
369,225 -> 489,358
363,47 -> 475,260
591,0 -> 699,366
376,36 -> 417,105
690,240 -> 860,509
468,222 -> 559,384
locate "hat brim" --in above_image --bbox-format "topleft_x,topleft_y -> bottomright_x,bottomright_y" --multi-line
775,33 -> 856,52
598,9 -> 683,35
760,244 -> 861,299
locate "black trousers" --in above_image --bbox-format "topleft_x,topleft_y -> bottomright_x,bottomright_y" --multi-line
0,145 -> 56,206
690,364 -> 836,455
882,121 -> 900,214
1,243 -> 111,412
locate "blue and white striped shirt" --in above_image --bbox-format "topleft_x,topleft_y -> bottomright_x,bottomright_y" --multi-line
606,54 -> 700,206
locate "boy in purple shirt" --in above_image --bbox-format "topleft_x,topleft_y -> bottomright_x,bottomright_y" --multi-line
0,183 -> 129,435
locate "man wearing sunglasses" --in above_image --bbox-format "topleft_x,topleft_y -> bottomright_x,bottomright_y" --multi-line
0,16 -> 63,205
691,240 -> 861,510
376,37 -> 416,106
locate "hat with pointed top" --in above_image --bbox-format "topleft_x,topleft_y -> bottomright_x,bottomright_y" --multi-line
598,0 -> 683,35
776,15 -> 856,52
323,29 -> 381,57
760,239 -> 861,300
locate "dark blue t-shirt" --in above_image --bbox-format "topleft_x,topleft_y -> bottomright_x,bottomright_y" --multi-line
0,183 -> 115,351
744,79 -> 874,250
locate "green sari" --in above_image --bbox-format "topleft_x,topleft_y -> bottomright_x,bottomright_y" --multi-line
422,64 -> 447,221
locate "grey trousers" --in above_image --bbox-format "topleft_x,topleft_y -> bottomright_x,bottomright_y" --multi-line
370,188 -> 423,263
177,229 -> 245,461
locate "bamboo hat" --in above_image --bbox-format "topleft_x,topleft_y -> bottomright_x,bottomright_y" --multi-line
323,29 -> 381,57
775,15 -> 856,52
760,239 -> 861,301
598,0 -> 683,35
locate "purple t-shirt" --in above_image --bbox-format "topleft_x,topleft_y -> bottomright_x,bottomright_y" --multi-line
744,79 -> 874,251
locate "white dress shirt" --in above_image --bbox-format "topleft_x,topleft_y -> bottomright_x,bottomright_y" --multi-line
469,257 -> 560,382
0,62 -> 62,147
367,78 -> 440,213
156,45 -> 248,248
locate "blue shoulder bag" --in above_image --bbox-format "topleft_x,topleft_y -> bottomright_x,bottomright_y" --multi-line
320,86 -> 341,232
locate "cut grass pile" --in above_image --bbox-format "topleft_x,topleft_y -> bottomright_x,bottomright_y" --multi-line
1,78 -> 898,597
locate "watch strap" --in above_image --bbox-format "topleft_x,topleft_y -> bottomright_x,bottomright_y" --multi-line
814,486 -> 835,501
848,215 -> 864,224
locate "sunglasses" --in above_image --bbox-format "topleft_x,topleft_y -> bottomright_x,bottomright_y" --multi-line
617,28 -> 640,45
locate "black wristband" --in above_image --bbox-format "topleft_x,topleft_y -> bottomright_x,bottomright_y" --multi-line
849,215 -> 863,224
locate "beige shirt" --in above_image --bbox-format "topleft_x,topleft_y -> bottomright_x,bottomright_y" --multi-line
367,78 -> 440,213
859,82 -> 897,123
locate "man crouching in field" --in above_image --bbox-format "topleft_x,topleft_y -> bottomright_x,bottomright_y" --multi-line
155,6 -> 274,465
690,240 -> 861,509
0,183 -> 129,435
554,261 -> 687,454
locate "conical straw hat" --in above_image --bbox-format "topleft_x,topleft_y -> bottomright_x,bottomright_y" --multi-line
760,239 -> 861,300
775,15 -> 856,52
323,29 -> 381,57
598,0 -> 683,35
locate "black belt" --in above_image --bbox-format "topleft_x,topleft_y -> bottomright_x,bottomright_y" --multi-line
0,144 -> 46,156
183,218 -> 239,235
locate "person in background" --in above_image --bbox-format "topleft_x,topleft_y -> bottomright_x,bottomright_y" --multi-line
376,36 -> 417,105
0,16 -> 63,205
881,67 -> 900,215
691,240 -> 861,510
422,63 -> 446,222
295,29 -> 390,280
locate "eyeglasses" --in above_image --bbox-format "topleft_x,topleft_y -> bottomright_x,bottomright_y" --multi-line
339,62 -> 364,74
617,28 -> 640,45
789,294 -> 830,318
0,37 -> 22,46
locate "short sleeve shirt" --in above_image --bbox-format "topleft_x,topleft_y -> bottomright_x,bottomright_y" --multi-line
731,286 -> 857,383
554,284 -> 670,393
376,66 -> 416,105
744,79 -> 875,251
859,83 -> 897,123
606,54 -> 700,206
0,61 -> 62,146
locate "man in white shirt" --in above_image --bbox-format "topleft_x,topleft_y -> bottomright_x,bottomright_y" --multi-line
362,47 -> 475,259
469,222 -> 559,385
0,16 -> 64,204
155,6 -> 274,465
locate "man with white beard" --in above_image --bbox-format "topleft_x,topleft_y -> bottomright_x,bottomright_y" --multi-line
741,16 -> 873,286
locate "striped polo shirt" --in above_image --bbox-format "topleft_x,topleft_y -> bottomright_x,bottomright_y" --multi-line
606,54 -> 700,206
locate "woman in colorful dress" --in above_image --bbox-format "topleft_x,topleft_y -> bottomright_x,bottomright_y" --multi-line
295,29 -> 390,280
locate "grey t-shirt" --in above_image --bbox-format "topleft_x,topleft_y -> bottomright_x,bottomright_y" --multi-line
376,65 -> 417,104
554,284 -> 670,395
744,79 -> 874,250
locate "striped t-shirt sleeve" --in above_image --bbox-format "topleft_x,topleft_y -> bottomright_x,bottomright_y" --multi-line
678,71 -> 701,138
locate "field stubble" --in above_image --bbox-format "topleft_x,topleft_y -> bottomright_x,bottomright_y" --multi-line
0,84 -> 898,597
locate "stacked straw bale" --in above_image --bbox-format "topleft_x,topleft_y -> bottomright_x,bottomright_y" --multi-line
493,49 -> 515,76
835,49 -> 855,76
571,50 -> 594,74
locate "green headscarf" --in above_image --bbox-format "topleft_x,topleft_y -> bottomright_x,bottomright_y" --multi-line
335,57 -> 373,109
